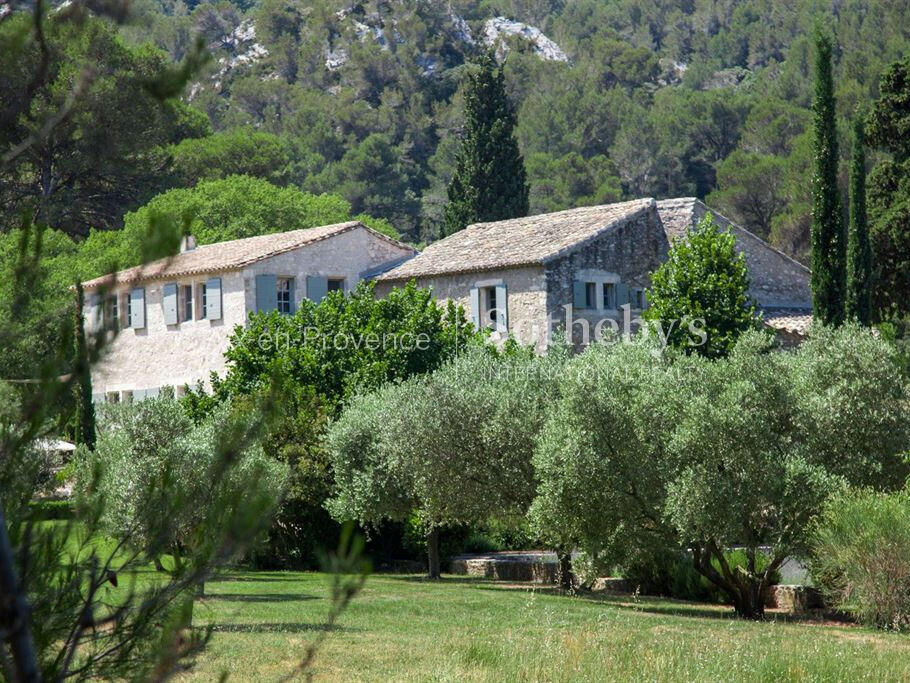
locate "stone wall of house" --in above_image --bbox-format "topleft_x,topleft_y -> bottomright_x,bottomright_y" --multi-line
88,227 -> 414,398
661,198 -> 812,310
241,226 -> 413,310
545,206 -> 669,346
89,270 -> 245,398
374,265 -> 549,349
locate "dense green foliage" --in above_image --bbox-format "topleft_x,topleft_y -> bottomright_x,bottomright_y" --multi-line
811,486 -> 910,630
105,0 -> 909,252
529,325 -> 910,618
169,128 -> 294,186
442,52 -> 528,237
216,281 -> 474,406
867,58 -> 910,320
643,214 -> 761,359
74,395 -> 287,563
327,345 -> 563,575
846,118 -> 872,324
0,14 -> 210,235
809,29 -> 846,327
190,281 -> 480,568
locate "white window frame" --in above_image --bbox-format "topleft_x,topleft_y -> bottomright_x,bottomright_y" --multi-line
277,277 -> 294,314
181,284 -> 193,322
196,282 -> 207,320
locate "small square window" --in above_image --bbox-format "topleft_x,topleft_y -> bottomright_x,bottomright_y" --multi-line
277,278 -> 294,314
327,278 -> 344,293
603,283 -> 616,310
633,289 -> 645,309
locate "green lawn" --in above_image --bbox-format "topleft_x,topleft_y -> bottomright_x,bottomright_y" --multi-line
178,572 -> 910,681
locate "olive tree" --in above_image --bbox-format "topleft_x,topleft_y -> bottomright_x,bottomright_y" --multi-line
530,324 -> 910,618
75,396 -> 287,582
328,345 -> 565,578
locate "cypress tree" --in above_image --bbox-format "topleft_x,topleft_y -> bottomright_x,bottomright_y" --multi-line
442,51 -> 529,237
810,29 -> 846,326
846,117 -> 872,324
73,283 -> 96,450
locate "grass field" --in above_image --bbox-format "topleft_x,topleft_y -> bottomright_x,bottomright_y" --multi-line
178,571 -> 910,682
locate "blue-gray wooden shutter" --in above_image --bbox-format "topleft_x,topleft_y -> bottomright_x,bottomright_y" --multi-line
206,277 -> 222,320
573,281 -> 587,309
616,283 -> 630,308
494,283 -> 508,333
133,389 -> 146,401
89,293 -> 101,328
469,286 -> 481,329
130,287 -> 145,329
288,277 -> 296,314
255,274 -> 277,312
162,283 -> 178,325
306,275 -> 328,303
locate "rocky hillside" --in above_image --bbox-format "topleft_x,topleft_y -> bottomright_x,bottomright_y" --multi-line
125,0 -> 910,253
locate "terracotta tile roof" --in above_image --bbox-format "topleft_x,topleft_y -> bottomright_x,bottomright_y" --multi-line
762,309 -> 814,336
375,198 -> 656,281
82,222 -> 412,289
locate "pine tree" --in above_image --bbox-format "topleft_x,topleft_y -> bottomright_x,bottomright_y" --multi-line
73,283 -> 96,450
442,51 -> 529,237
810,29 -> 847,326
846,117 -> 872,325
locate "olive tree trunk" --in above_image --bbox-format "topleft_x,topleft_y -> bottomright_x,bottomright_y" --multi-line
691,542 -> 782,620
557,550 -> 573,590
426,527 -> 441,580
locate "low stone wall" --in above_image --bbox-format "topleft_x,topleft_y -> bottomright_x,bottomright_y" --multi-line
450,552 -> 559,583
769,585 -> 825,614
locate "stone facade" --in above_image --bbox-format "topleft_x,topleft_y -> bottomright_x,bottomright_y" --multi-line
376,198 -> 813,349
657,198 -> 812,310
86,225 -> 413,400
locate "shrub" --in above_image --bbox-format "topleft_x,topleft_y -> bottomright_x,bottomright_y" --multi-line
75,396 -> 287,567
811,487 -> 910,630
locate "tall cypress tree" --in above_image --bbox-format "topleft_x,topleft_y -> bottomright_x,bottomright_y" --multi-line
442,51 -> 529,237
73,283 -> 96,450
846,117 -> 872,324
810,29 -> 846,326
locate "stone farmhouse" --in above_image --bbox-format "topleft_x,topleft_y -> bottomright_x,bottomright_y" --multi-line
374,197 -> 812,349
83,197 -> 812,401
82,222 -> 415,402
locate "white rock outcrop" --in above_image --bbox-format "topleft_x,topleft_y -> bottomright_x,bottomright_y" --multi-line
482,17 -> 568,62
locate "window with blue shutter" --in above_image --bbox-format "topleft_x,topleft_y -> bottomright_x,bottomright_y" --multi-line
306,275 -> 328,303
255,274 -> 278,312
615,283 -> 630,308
469,287 -> 481,330
162,283 -> 178,325
206,277 -> 222,320
572,281 -> 587,309
494,283 -> 508,333
129,288 -> 146,329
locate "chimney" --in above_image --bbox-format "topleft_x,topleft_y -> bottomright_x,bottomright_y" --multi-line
180,235 -> 197,253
